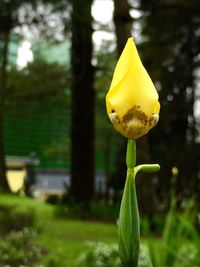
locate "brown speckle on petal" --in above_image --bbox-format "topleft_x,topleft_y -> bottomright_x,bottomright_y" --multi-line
108,106 -> 159,139
122,106 -> 148,125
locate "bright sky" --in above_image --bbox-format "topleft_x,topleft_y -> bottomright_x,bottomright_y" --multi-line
92,0 -> 113,23
17,40 -> 33,68
92,0 -> 115,50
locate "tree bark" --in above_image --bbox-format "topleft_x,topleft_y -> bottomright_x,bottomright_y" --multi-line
113,0 -> 133,56
70,0 -> 95,203
0,30 -> 10,191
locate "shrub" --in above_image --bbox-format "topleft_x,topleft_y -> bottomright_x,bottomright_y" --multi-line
0,204 -> 35,234
77,241 -> 120,267
0,227 -> 42,266
55,199 -> 120,222
77,241 -> 153,267
147,198 -> 200,267
76,198 -> 200,267
45,194 -> 61,205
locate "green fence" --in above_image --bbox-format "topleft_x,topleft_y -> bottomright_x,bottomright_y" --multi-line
4,106 -> 70,169
4,105 -> 119,172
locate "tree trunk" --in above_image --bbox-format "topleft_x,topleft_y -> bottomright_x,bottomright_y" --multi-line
0,30 -> 10,191
70,0 -> 95,203
113,0 -> 133,55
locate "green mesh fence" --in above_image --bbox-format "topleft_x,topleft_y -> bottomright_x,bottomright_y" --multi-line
4,105 -> 119,172
4,106 -> 70,169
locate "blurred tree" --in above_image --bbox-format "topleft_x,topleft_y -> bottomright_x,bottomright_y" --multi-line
137,0 -> 200,203
0,0 -> 70,191
70,0 -> 95,203
5,59 -> 70,171
0,0 -> 19,190
6,59 -> 69,109
0,33 -> 9,190
94,40 -> 121,195
113,0 -> 133,55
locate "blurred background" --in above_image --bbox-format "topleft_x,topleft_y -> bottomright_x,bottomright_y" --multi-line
0,0 -> 200,266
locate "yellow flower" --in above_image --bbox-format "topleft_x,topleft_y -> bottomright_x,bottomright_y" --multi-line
106,37 -> 160,139
172,166 -> 179,176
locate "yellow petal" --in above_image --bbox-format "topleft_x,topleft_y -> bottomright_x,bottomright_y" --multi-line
106,37 -> 160,139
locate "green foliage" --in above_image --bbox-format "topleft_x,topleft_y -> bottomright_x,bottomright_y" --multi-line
0,194 -> 199,267
0,204 -> 35,233
0,194 -> 117,267
54,198 -> 120,222
77,197 -> 200,267
4,59 -> 71,169
77,242 -> 153,267
138,0 -> 200,201
0,200 -> 43,266
89,200 -> 120,221
45,193 -> 61,205
0,227 -> 42,266
4,57 -> 121,172
6,59 -> 69,110
77,241 -> 121,267
147,198 -> 200,267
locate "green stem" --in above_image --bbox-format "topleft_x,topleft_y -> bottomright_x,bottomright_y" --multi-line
118,139 -> 160,267
126,139 -> 136,169
118,139 -> 140,267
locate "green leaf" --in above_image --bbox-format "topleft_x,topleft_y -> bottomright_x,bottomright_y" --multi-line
134,164 -> 160,175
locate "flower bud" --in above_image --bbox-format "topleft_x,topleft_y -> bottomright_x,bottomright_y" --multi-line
106,37 -> 160,139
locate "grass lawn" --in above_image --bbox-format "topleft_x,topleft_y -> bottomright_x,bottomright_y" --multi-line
1,194 -> 199,267
0,194 -> 117,266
